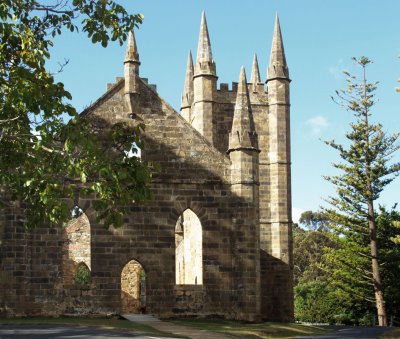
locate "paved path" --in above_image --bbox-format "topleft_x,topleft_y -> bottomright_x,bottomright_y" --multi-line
0,324 -> 175,339
295,325 -> 393,339
122,314 -> 234,339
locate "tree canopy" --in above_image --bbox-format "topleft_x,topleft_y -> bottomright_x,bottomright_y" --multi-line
0,0 -> 152,228
294,208 -> 400,325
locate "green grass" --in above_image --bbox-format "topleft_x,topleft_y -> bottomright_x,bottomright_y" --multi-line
0,316 -> 174,337
0,316 -> 331,338
171,318 -> 331,338
380,327 -> 400,338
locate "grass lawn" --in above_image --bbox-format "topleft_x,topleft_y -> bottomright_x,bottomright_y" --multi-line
172,318 -> 330,338
0,316 -> 176,337
380,327 -> 400,338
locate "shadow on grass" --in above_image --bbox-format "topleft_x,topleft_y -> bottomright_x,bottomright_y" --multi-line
0,316 -> 177,337
171,318 -> 331,338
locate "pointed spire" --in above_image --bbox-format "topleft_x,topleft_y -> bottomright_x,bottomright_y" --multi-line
181,50 -> 194,109
270,13 -> 286,65
229,67 -> 257,150
194,11 -> 216,77
250,53 -> 261,91
124,30 -> 140,66
267,13 -> 289,81
196,11 -> 213,62
124,30 -> 140,113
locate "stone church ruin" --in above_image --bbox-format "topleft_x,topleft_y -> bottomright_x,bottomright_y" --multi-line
0,12 -> 293,321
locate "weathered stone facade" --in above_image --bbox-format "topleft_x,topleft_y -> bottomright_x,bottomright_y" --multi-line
0,12 -> 293,321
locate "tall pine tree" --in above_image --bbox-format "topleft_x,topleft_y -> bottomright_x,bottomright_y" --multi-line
323,57 -> 400,326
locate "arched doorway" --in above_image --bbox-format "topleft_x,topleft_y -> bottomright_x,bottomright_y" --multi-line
62,213 -> 91,284
121,259 -> 146,314
175,208 -> 203,285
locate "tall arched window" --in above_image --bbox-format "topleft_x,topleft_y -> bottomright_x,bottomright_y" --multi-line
175,209 -> 203,285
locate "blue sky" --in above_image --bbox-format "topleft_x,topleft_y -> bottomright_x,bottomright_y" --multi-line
49,1 -> 400,222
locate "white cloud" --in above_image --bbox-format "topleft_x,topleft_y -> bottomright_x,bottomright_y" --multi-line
329,66 -> 341,80
306,115 -> 329,136
328,58 -> 344,80
292,207 -> 304,224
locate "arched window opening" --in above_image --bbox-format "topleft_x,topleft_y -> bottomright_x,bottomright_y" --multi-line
74,263 -> 91,284
121,259 -> 146,314
62,213 -> 91,284
175,209 -> 203,285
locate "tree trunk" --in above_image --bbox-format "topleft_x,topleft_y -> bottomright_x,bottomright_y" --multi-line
363,62 -> 387,327
368,200 -> 387,326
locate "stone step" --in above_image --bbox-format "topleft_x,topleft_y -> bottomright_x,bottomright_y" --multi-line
121,314 -> 161,322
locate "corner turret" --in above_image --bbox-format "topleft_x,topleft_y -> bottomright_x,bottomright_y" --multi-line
192,12 -> 218,146
265,12 -> 291,261
124,30 -> 140,114
228,67 -> 259,203
258,13 -> 293,321
228,67 -> 258,150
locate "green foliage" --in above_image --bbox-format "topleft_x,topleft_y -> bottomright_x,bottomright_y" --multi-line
294,208 -> 400,324
299,210 -> 330,231
294,212 -> 345,324
376,207 -> 400,318
74,264 -> 91,284
323,229 -> 373,304
0,1 -> 151,228
294,281 -> 351,324
323,57 -> 400,325
390,219 -> 400,244
293,221 -> 336,285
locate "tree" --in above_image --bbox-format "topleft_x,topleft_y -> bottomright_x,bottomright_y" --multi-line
293,217 -> 334,285
294,209 -> 400,324
323,57 -> 400,326
294,280 -> 352,324
299,210 -> 330,231
293,213 -> 346,324
376,207 -> 400,319
0,1 -> 152,228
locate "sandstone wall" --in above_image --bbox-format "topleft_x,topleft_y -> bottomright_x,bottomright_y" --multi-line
0,71 -> 292,321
